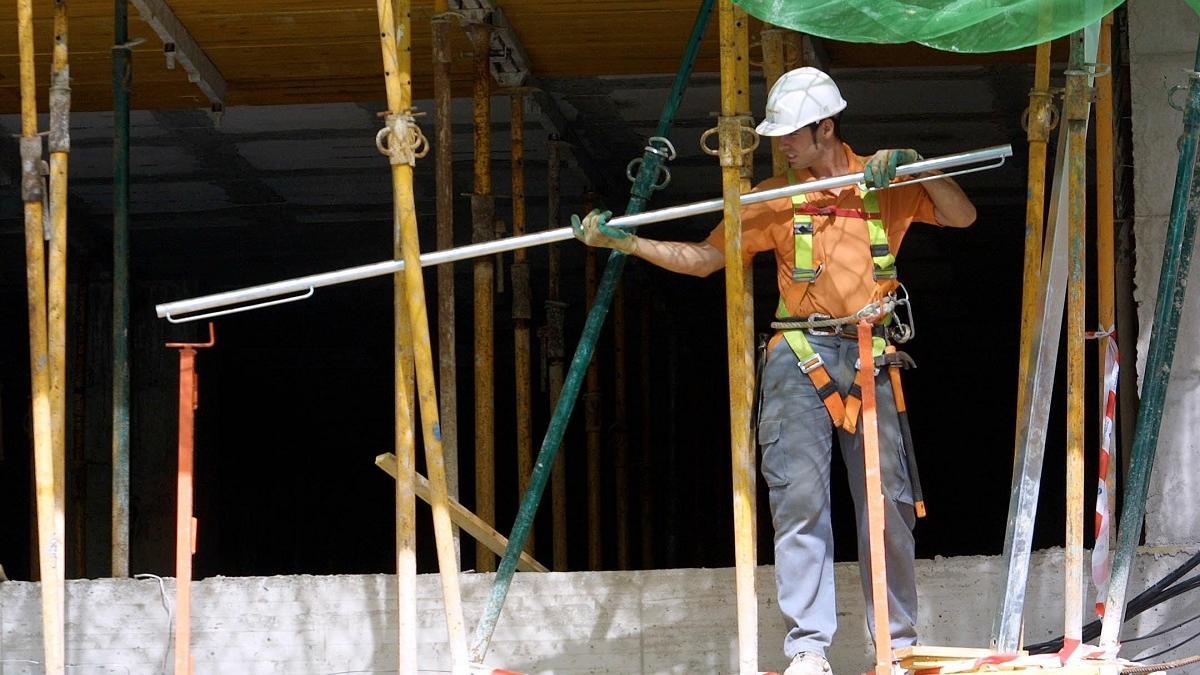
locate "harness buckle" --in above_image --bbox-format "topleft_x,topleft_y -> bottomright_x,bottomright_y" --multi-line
798,353 -> 825,374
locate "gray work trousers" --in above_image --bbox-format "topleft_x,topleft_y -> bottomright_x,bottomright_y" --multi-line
757,335 -> 918,659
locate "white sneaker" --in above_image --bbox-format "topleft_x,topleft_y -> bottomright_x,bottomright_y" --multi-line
784,651 -> 833,675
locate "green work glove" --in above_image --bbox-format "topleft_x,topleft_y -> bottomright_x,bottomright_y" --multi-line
863,148 -> 922,189
570,209 -> 638,255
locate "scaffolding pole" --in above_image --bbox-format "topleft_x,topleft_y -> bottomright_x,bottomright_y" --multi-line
111,0 -> 132,579
1100,33 -> 1200,648
18,0 -> 64,670
545,137 -> 569,572
373,1 -> 468,671
511,91 -> 535,556
467,0 -> 716,659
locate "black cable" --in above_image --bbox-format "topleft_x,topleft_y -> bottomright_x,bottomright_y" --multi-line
1025,552 -> 1200,654
1136,625 -> 1200,662
1123,611 -> 1200,644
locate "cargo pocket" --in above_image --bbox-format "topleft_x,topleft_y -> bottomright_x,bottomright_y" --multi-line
757,418 -> 790,488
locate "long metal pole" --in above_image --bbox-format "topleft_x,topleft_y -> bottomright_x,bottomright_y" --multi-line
374,1 -> 468,671
48,0 -> 70,598
511,92 -> 535,556
719,1 -> 757,671
466,21 -> 496,575
111,0 -> 132,579
156,146 -> 1009,322
172,347 -> 197,675
468,0 -> 716,659
1094,13 -> 1118,560
760,27 -> 788,177
431,5 -> 460,565
18,0 -> 64,671
1063,34 -> 1091,648
1100,34 -> 1200,648
993,30 -> 1098,653
545,138 -> 569,571
1015,41 -> 1053,425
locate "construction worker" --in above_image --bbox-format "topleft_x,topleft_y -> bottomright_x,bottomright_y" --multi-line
571,67 -> 976,674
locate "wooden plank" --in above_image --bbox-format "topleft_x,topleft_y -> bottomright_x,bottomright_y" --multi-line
896,646 -> 1028,660
375,453 -> 549,574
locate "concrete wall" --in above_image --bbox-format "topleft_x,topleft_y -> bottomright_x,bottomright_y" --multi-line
3,549 -> 1198,674
1129,1 -> 1200,545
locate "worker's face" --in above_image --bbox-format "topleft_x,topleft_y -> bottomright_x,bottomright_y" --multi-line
778,119 -> 832,169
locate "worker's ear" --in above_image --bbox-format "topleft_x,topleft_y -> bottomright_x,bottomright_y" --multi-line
816,118 -> 835,142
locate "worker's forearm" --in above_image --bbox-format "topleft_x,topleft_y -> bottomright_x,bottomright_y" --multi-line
920,171 -> 977,228
627,236 -> 725,277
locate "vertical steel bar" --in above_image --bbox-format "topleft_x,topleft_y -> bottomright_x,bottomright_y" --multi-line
111,0 -> 132,580
18,0 -> 63,670
760,27 -> 787,177
468,0 -> 715,658
545,138 -> 569,571
466,21 -> 497,574
719,1 -> 757,671
511,92 -> 535,556
376,1 -> 468,670
1063,42 -> 1091,646
431,6 -> 460,565
857,322 -> 892,675
1095,13 -> 1118,557
613,281 -> 629,569
1100,34 -> 1200,648
47,0 -> 70,596
1015,41 -> 1053,431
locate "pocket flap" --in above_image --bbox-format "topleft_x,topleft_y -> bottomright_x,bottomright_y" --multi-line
757,419 -> 782,446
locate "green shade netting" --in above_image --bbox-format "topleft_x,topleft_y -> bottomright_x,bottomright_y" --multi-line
734,0 -> 1177,53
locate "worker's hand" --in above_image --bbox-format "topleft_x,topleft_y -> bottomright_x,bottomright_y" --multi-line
863,149 -> 922,189
571,209 -> 638,255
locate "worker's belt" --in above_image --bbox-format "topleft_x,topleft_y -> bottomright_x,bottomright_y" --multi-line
780,314 -> 887,340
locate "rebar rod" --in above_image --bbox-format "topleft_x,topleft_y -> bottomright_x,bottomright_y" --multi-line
1100,34 -> 1200,648
467,0 -> 716,660
155,146 -> 1010,322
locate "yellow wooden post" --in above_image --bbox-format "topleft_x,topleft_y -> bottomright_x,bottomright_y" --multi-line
48,0 -> 70,593
1015,42 -> 1053,432
760,27 -> 788,177
1095,14 -> 1118,552
17,0 -> 64,671
465,21 -> 497,575
511,91 -> 535,556
374,1 -> 467,671
1063,31 -> 1092,646
718,1 -> 757,671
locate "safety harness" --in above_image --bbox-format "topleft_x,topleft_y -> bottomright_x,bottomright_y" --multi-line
777,169 -> 895,435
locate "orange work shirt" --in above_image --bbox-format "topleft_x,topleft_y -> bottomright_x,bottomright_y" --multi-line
705,143 -> 940,319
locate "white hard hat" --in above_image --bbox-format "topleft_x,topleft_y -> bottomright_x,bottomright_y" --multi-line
756,67 -> 847,137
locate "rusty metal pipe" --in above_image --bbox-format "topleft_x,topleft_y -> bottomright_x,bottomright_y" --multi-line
466,21 -> 497,575
431,8 -> 460,566
511,92 -> 535,556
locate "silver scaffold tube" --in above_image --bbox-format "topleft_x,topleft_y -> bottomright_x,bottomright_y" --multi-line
156,144 -> 1012,322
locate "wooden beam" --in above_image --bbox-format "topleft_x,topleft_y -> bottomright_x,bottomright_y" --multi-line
129,0 -> 227,108
375,453 -> 549,573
